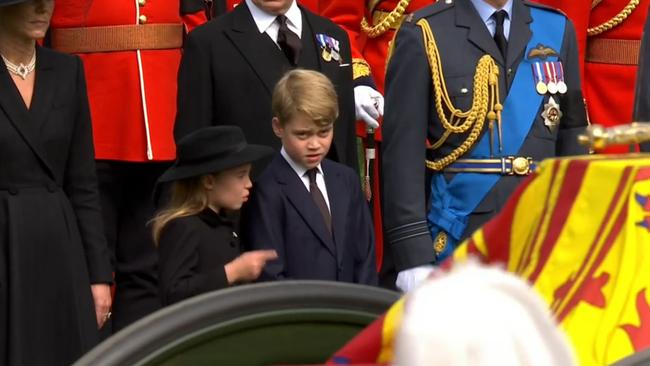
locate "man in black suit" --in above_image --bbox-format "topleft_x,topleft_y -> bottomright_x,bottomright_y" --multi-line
175,0 -> 357,171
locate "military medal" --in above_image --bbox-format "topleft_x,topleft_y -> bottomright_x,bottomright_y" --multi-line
316,34 -> 342,64
532,62 -> 547,95
330,49 -> 340,62
327,38 -> 341,62
556,62 -> 568,94
541,96 -> 563,130
545,62 -> 558,94
316,34 -> 331,62
321,47 -> 332,62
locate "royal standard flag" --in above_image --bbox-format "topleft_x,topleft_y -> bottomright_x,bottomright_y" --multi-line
457,155 -> 650,366
329,155 -> 650,365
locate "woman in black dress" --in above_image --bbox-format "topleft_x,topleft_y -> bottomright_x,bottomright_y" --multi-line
0,0 -> 112,365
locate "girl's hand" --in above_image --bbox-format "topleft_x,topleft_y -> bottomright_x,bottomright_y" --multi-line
225,250 -> 278,284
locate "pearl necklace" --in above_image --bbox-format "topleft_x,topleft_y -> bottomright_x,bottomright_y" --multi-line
1,52 -> 36,80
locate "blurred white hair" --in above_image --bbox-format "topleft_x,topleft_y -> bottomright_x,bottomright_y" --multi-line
394,260 -> 577,366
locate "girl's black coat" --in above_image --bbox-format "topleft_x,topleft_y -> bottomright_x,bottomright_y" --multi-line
158,209 -> 240,305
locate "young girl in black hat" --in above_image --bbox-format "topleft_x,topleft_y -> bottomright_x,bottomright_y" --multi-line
153,126 -> 277,306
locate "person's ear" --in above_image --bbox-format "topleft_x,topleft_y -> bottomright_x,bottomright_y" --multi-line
272,117 -> 284,138
202,175 -> 215,190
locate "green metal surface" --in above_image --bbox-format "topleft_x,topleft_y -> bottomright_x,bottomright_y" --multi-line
140,309 -> 375,366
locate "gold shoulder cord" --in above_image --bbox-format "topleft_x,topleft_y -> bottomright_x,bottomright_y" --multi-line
417,19 -> 502,171
591,0 -> 604,8
361,0 -> 412,38
352,58 -> 372,79
587,0 -> 640,36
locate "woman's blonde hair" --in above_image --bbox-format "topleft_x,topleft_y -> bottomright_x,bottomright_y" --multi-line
272,69 -> 339,127
151,176 -> 210,246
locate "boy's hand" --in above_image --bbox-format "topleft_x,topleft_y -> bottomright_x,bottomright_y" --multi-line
225,250 -> 278,284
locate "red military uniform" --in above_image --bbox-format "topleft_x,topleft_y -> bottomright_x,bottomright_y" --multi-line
49,1 -> 208,331
321,1 -> 434,281
50,1 -> 207,162
534,0 -> 650,153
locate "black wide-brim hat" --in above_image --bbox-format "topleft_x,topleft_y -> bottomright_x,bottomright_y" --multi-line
158,126 -> 274,183
0,0 -> 29,6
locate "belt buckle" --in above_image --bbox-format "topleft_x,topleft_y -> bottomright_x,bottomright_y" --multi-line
509,156 -> 532,176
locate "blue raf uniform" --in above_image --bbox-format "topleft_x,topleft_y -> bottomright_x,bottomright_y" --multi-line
381,0 -> 588,277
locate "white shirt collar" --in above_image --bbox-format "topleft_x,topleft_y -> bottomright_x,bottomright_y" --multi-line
245,0 -> 302,41
470,0 -> 513,23
281,147 -> 324,179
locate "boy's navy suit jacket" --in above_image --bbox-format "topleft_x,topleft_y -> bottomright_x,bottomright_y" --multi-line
242,153 -> 378,285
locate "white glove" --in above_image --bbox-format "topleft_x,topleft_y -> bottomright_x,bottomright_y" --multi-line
395,265 -> 435,293
354,85 -> 383,130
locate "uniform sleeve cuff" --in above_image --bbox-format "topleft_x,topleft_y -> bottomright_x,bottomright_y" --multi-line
386,221 -> 435,271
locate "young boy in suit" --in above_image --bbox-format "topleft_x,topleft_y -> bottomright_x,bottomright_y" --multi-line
243,69 -> 378,285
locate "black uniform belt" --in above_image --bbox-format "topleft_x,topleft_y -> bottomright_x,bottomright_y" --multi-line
442,157 -> 537,176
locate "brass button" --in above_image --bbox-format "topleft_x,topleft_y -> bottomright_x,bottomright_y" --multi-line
434,232 -> 448,255
138,0 -> 146,6
512,157 -> 530,175
138,14 -> 147,24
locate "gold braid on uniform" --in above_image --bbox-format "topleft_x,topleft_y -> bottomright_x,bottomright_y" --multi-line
587,0 -> 640,36
352,58 -> 372,79
361,0 -> 412,38
417,19 -> 502,171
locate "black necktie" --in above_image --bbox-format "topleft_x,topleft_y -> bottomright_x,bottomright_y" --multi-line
493,10 -> 508,59
307,168 -> 332,234
276,15 -> 302,66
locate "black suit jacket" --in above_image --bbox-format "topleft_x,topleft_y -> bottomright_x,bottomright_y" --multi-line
158,209 -> 241,305
175,2 -> 357,171
242,154 -> 377,285
381,0 -> 588,271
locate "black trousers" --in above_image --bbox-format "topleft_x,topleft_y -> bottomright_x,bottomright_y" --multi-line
96,161 -> 169,332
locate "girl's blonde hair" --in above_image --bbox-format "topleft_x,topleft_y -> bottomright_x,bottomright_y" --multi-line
151,176 -> 210,246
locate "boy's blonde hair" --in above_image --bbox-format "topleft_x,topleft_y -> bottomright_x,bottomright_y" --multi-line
272,69 -> 339,127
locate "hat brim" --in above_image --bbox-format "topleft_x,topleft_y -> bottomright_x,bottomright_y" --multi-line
0,0 -> 29,7
158,144 -> 275,183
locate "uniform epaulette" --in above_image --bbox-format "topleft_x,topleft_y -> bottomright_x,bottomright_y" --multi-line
407,0 -> 455,24
523,0 -> 568,18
